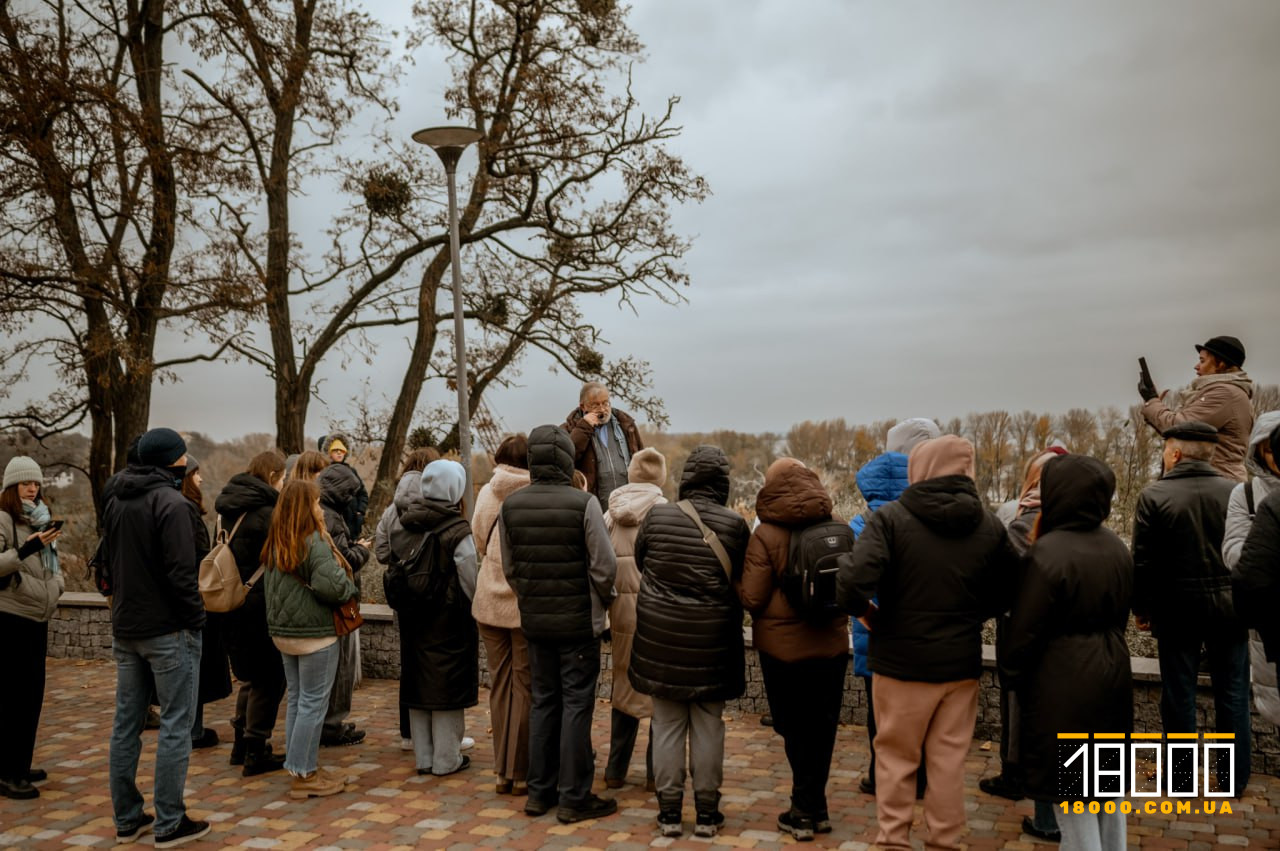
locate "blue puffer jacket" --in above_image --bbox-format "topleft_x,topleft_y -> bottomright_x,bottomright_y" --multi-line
849,451 -> 909,676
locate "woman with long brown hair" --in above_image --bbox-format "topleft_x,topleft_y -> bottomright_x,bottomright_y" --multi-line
0,456 -> 63,800
262,479 -> 357,799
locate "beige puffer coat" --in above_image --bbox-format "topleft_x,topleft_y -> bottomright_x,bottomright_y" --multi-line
471,465 -> 531,629
604,482 -> 665,719
0,509 -> 64,623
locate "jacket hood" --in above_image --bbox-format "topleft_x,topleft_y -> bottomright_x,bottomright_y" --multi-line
1247,411 -> 1280,481
755,459 -> 833,526
422,459 -> 466,505
678,445 -> 731,505
606,482 -> 665,527
908,436 -> 976,484
393,471 -> 423,513
317,461 -> 363,507
527,424 -> 575,486
485,464 -> 531,502
214,472 -> 279,516
1189,370 -> 1254,399
1037,455 -> 1115,535
898,475 -> 985,536
886,418 -> 941,455
113,465 -> 182,500
318,430 -> 356,454
399,494 -> 461,533
856,452 -> 909,506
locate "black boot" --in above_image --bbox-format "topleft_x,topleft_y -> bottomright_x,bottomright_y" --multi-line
230,726 -> 246,766
694,791 -> 723,838
242,738 -> 285,777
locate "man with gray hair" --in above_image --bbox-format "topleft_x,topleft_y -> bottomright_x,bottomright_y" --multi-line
1132,421 -> 1250,797
564,382 -> 646,509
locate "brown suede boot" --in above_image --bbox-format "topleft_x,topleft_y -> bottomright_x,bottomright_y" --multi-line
289,769 -> 345,799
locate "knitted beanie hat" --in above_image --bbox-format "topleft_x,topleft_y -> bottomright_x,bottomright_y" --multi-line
627,448 -> 667,486
3,456 -> 43,491
138,428 -> 188,467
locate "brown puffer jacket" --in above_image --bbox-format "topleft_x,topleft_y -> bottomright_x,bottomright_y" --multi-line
740,459 -> 849,662
1142,371 -> 1254,482
604,482 -> 665,719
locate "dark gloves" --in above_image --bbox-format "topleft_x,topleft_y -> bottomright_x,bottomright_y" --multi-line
17,536 -> 44,561
1138,375 -> 1158,402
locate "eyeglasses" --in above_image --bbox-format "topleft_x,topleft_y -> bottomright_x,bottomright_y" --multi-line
584,398 -> 611,411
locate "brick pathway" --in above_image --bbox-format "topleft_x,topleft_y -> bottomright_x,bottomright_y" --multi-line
1,658 -> 1277,849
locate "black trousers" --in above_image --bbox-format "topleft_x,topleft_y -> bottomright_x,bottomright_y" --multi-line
0,612 -> 48,781
606,708 -> 653,782
759,650 -> 848,817
527,637 -> 600,809
226,607 -> 286,741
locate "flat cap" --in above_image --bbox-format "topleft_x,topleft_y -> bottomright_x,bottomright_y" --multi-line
1162,421 -> 1219,443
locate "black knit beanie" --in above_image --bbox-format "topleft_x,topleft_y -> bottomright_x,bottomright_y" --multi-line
138,428 -> 187,467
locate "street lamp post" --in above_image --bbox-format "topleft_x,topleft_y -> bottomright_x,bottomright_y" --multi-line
412,125 -> 483,517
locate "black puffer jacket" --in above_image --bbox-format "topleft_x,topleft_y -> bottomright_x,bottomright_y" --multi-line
501,425 -> 616,643
1001,456 -> 1134,801
388,499 -> 479,711
213,473 -> 280,681
318,462 -> 370,578
102,466 -> 206,639
629,446 -> 751,702
1132,459 -> 1240,644
318,431 -> 368,537
837,474 -> 1017,682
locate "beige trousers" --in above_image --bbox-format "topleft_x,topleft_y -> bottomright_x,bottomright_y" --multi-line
871,674 -> 979,850
478,624 -> 531,782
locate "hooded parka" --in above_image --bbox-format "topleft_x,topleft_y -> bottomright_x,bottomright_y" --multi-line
0,506 -> 64,623
603,479 -> 665,718
1142,372 -> 1255,482
740,459 -> 849,662
381,461 -> 479,711
629,446 -> 750,703
999,456 -> 1134,801
317,462 -> 370,581
214,473 -> 281,682
837,446 -> 1018,683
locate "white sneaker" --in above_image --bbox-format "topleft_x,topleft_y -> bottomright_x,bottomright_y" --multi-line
461,736 -> 475,751
400,738 -> 412,751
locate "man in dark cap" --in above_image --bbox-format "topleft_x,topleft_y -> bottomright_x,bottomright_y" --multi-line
1132,421 -> 1250,797
101,427 -> 211,846
1139,335 -> 1255,481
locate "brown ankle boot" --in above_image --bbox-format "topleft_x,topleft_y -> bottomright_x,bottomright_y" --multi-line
289,769 -> 345,799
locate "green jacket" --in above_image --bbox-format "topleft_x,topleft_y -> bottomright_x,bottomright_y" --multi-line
264,532 -> 357,638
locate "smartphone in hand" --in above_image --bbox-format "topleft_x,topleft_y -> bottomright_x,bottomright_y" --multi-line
48,519 -> 65,532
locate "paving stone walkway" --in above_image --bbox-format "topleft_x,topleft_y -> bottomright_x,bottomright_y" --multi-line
1,658 -> 1277,849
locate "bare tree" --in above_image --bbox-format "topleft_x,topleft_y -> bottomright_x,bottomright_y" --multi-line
0,0 -> 245,511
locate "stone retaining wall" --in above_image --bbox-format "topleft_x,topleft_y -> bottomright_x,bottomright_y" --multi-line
53,593 -> 1280,775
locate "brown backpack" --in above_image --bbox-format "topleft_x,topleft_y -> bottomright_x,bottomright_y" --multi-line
198,515 -> 262,612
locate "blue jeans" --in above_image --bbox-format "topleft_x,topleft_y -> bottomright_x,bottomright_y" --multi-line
110,630 -> 201,835
527,637 -> 600,808
1157,636 -> 1251,797
281,642 -> 340,776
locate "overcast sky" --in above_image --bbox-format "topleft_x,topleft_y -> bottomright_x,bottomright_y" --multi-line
150,0 -> 1280,441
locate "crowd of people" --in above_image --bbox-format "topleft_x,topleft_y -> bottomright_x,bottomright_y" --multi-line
1,342 -> 1278,850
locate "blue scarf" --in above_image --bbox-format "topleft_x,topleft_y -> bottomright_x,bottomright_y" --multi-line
22,500 -> 60,576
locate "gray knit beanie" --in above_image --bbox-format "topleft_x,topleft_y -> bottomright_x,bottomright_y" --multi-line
886,418 -> 942,455
3,456 -> 43,491
627,448 -> 667,486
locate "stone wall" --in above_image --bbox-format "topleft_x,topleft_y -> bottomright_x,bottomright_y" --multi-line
52,594 -> 1280,775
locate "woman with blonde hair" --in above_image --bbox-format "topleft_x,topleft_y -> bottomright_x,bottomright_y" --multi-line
262,479 -> 357,799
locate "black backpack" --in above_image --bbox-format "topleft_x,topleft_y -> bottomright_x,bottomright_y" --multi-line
382,516 -> 469,611
783,519 -> 854,622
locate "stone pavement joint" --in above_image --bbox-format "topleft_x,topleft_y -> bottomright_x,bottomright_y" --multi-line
1,658 -> 1278,849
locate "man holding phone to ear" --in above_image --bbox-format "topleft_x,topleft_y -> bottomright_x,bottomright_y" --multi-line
1138,335 -> 1255,482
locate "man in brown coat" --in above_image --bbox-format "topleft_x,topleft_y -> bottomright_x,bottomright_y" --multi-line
1139,335 -> 1255,482
563,382 -> 645,509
